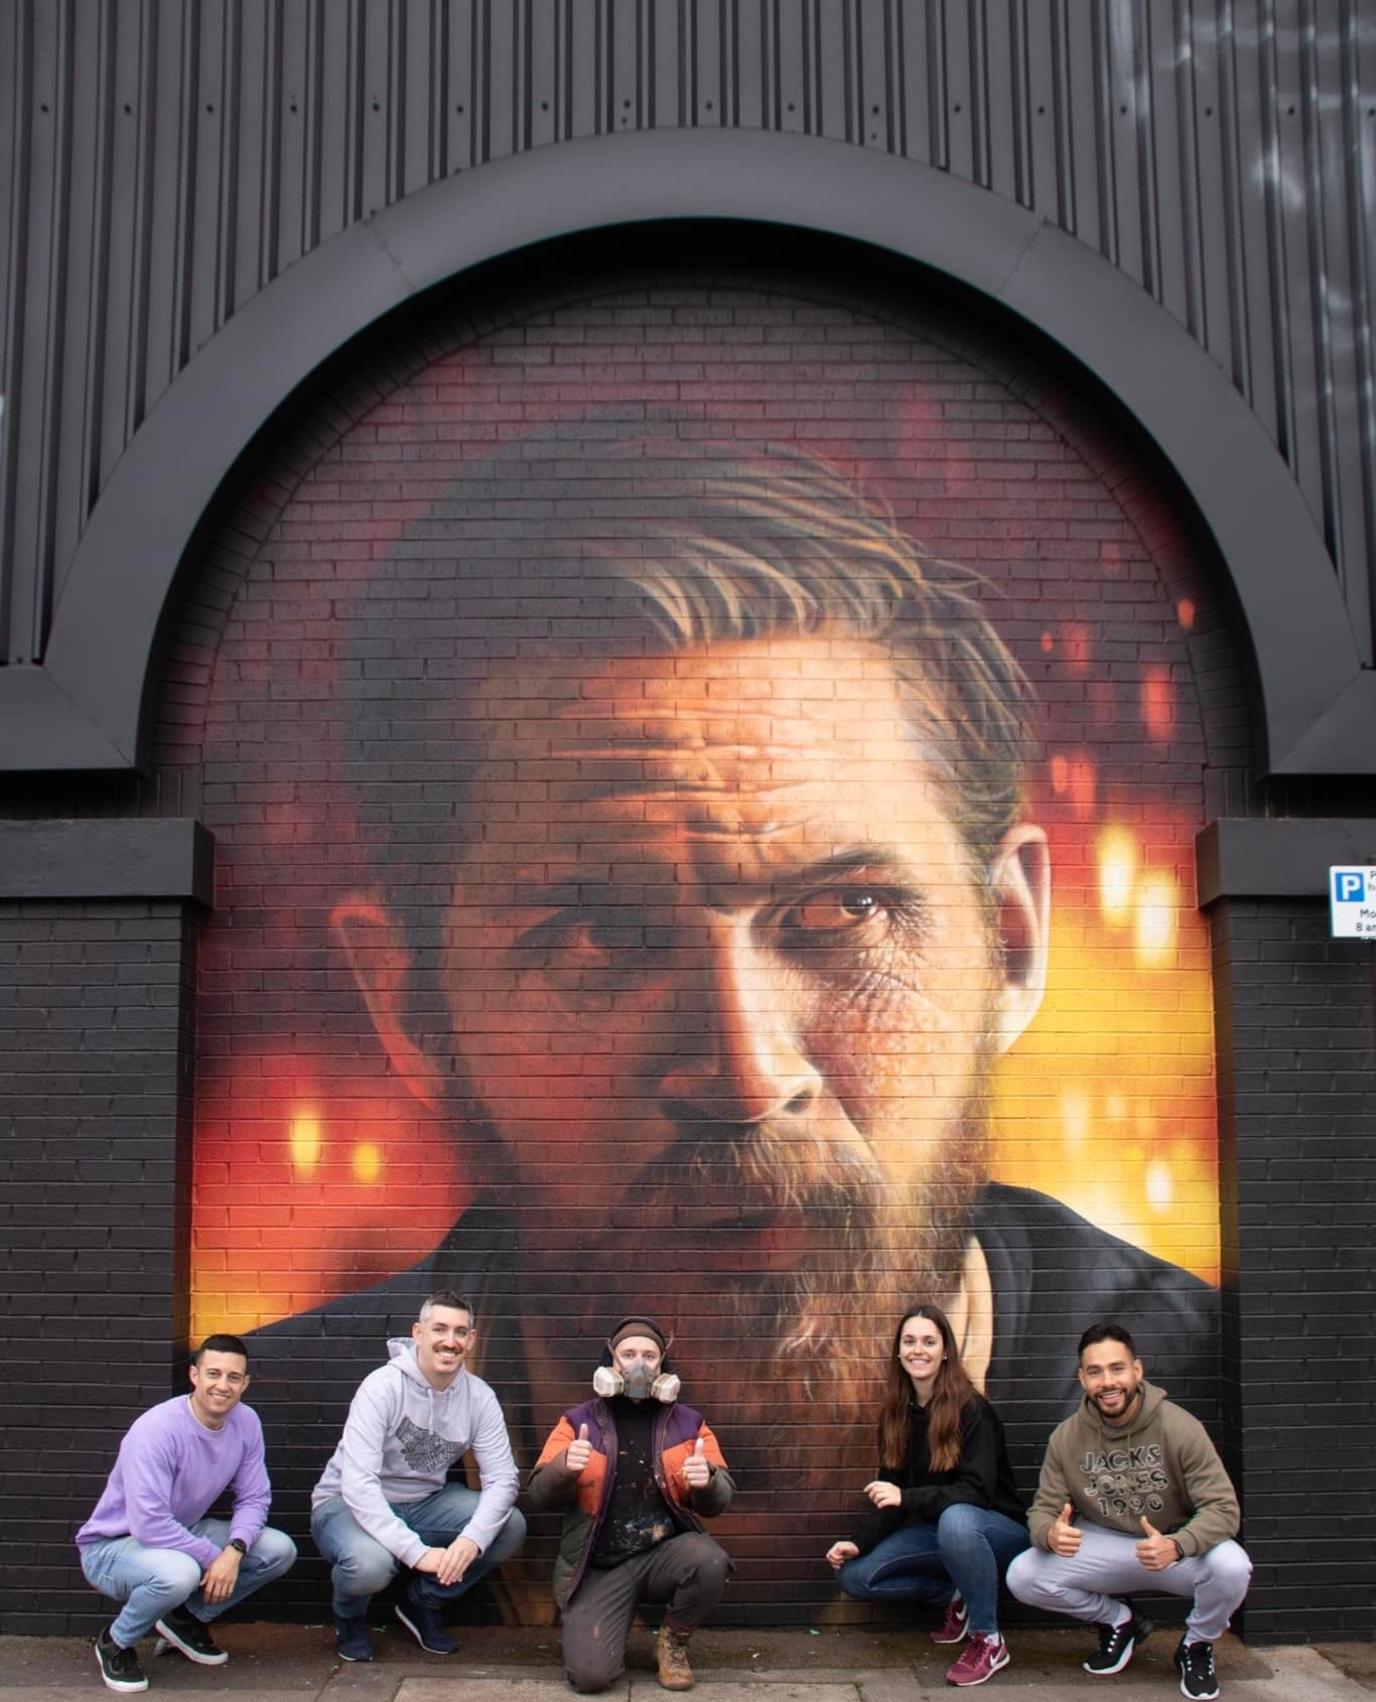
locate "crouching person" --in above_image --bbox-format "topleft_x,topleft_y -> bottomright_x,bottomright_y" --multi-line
77,1333 -> 296,1694
1007,1322 -> 1251,1701
309,1291 -> 524,1662
528,1317 -> 733,1693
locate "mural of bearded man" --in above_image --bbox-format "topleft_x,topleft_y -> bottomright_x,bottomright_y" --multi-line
245,435 -> 1215,1615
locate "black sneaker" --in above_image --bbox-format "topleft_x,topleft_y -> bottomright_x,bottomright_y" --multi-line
153,1604 -> 228,1665
1083,1610 -> 1154,1675
94,1627 -> 148,1694
1176,1637 -> 1220,1700
333,1613 -> 375,1662
394,1591 -> 458,1655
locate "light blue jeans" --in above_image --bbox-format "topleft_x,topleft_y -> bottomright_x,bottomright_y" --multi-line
79,1518 -> 297,1646
837,1504 -> 1030,1635
310,1484 -> 526,1618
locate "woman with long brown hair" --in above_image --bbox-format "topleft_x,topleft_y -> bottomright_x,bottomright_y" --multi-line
825,1306 -> 1029,1687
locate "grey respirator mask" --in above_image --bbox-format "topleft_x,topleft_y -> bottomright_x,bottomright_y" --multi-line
592,1363 -> 681,1403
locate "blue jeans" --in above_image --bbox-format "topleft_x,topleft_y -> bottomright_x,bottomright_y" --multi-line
838,1504 -> 1030,1636
79,1519 -> 297,1647
310,1485 -> 527,1618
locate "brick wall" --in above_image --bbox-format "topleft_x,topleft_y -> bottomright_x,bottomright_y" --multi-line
0,900 -> 196,1634
3,249 -> 1369,1643
1213,899 -> 1376,1642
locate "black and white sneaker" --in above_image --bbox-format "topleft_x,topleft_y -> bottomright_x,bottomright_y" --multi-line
1083,1610 -> 1154,1675
1176,1637 -> 1220,1700
153,1604 -> 228,1665
94,1627 -> 148,1694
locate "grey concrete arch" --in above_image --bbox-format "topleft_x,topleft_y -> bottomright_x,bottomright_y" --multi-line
4,127 -> 1370,776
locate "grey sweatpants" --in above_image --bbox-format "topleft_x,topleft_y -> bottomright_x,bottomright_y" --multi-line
1007,1520 -> 1251,1643
562,1531 -> 731,1693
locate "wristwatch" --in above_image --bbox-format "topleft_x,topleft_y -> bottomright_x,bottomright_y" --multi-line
227,1538 -> 248,1555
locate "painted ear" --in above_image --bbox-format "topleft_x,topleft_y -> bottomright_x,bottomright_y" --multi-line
332,895 -> 443,1109
989,824 -> 1051,1053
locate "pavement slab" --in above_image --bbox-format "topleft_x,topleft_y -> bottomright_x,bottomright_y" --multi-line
2,1627 -> 1371,1702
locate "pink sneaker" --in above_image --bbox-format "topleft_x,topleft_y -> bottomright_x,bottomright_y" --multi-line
930,1593 -> 969,1645
945,1633 -> 1010,1687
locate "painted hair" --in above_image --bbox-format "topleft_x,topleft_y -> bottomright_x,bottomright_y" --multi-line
343,434 -> 1038,881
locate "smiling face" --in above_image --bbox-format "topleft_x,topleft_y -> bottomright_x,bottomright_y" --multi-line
188,1351 -> 250,1429
898,1313 -> 947,1393
341,632 -> 1047,1419
1078,1335 -> 1145,1424
412,1302 -> 475,1389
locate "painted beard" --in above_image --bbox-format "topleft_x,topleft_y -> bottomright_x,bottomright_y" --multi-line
497,1037 -> 996,1453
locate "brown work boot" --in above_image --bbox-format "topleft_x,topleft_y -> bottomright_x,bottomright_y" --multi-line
655,1622 -> 695,1690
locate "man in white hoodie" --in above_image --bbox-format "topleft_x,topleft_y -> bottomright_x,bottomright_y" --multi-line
309,1290 -> 524,1663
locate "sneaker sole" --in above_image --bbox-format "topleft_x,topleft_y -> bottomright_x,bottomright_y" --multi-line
931,1627 -> 970,1645
1177,1661 -> 1220,1702
336,1644 -> 375,1662
1084,1618 -> 1154,1677
948,1645 -> 1011,1686
94,1646 -> 147,1694
152,1618 -> 228,1666
394,1602 -> 457,1655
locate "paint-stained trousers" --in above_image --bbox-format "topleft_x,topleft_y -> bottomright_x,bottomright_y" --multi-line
562,1531 -> 731,1693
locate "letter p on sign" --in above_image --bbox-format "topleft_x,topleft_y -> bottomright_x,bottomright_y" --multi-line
1330,866 -> 1376,938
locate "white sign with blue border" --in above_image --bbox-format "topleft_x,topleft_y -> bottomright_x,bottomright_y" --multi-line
1329,866 -> 1376,938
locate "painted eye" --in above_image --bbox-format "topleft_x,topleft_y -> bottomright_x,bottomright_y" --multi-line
789,890 -> 885,932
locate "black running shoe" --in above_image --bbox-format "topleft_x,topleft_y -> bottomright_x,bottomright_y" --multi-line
1083,1610 -> 1154,1675
94,1627 -> 148,1694
1176,1637 -> 1220,1700
153,1604 -> 228,1665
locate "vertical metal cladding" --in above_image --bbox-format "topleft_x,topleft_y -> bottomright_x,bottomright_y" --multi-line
0,0 -> 1372,670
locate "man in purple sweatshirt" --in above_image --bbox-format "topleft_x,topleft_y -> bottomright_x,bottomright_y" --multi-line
76,1333 -> 296,1694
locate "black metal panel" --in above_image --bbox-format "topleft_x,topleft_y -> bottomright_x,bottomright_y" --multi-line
0,0 -> 1373,763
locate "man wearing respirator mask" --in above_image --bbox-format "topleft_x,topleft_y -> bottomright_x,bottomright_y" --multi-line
527,1318 -> 734,1692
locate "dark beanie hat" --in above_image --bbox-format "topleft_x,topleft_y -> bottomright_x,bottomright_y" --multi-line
607,1316 -> 670,1354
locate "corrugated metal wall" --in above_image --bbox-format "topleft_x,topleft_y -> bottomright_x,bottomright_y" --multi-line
2,0 -> 1373,673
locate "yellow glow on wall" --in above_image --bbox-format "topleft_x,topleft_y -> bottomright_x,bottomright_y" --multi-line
1145,1159 -> 1174,1210
352,1143 -> 382,1186
1135,872 -> 1179,966
1061,1089 -> 1091,1150
1097,828 -> 1138,925
290,1110 -> 322,1178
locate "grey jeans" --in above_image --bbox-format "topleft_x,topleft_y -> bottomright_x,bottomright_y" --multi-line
1006,1520 -> 1251,1643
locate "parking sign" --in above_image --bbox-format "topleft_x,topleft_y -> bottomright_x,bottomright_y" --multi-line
1330,866 -> 1376,938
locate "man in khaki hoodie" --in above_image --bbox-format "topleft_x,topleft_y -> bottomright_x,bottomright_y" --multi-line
1007,1322 -> 1250,1702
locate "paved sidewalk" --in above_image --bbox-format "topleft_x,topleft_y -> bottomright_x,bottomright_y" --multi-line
2,1626 -> 1372,1702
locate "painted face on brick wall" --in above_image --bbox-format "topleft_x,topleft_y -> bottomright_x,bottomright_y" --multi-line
339,633 -> 1048,1417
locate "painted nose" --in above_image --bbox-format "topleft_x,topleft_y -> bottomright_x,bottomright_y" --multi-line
658,919 -> 821,1123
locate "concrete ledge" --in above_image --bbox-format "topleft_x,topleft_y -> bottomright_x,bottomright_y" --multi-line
1196,818 -> 1376,906
0,819 -> 214,905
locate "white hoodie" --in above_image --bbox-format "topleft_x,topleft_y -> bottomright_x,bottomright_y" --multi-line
312,1337 -> 518,1567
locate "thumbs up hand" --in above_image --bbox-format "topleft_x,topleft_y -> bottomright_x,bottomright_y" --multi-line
683,1435 -> 711,1490
565,1422 -> 592,1475
1135,1514 -> 1180,1571
1049,1500 -> 1083,1556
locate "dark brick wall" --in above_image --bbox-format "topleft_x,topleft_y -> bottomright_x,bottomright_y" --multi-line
1213,899 -> 1376,1643
0,900 -> 197,1635
1,245 -> 1372,1646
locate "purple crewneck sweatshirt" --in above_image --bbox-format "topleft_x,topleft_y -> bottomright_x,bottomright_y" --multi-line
76,1395 -> 271,1570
